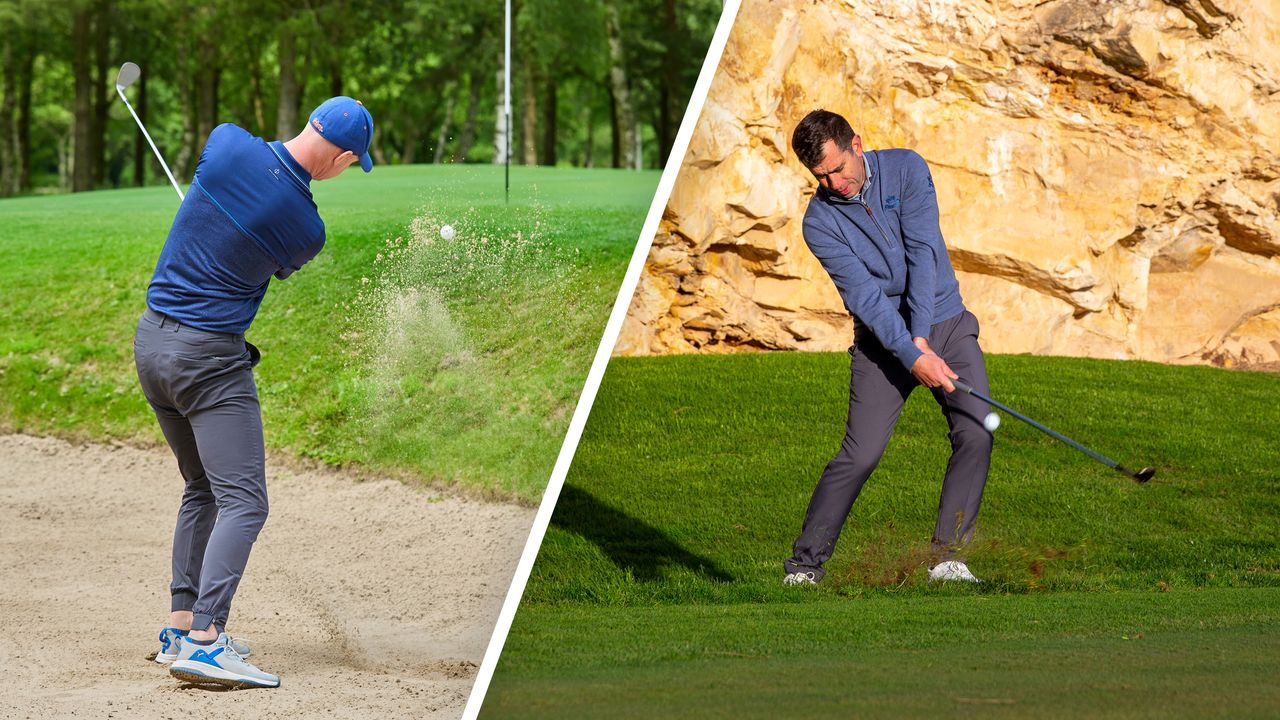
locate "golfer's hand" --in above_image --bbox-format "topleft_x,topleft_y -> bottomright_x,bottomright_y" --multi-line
911,343 -> 958,392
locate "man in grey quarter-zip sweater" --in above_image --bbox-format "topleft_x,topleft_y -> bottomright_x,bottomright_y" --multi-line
782,109 -> 992,586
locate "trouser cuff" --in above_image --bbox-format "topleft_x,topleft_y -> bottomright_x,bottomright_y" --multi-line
783,560 -> 826,581
191,612 -> 216,632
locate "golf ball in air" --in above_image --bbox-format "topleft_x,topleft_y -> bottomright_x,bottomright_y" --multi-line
440,224 -> 456,240
983,412 -> 1000,432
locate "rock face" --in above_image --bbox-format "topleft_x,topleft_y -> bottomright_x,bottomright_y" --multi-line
617,0 -> 1280,369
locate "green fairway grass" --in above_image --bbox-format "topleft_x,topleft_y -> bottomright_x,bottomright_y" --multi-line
0,165 -> 658,499
490,591 -> 1280,719
482,352 -> 1280,717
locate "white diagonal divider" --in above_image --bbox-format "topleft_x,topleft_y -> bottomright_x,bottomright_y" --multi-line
460,1 -> 743,716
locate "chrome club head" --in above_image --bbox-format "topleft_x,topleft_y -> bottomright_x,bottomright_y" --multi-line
116,62 -> 141,91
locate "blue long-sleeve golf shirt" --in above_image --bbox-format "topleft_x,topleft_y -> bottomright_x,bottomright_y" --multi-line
146,123 -> 325,333
800,148 -> 965,371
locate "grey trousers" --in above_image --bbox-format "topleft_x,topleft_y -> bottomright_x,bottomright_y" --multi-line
785,310 -> 992,581
134,308 -> 267,632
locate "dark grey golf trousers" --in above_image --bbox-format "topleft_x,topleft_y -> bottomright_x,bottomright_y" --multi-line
785,310 -> 992,581
134,308 -> 267,632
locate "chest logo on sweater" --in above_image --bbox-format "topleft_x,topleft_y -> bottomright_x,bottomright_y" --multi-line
884,195 -> 900,210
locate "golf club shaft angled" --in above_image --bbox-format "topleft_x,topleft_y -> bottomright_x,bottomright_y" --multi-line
116,87 -> 184,201
951,379 -> 1136,476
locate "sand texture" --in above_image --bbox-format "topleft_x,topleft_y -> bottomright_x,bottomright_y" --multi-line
0,434 -> 533,719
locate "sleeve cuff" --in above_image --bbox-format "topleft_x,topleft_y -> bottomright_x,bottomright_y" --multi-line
892,342 -> 925,373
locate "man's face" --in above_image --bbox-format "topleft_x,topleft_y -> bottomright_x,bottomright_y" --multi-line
809,137 -> 865,198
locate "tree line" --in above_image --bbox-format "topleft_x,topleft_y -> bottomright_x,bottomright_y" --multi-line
0,0 -> 722,195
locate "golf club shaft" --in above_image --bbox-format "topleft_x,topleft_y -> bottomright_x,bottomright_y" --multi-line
116,87 -> 184,201
951,379 -> 1123,471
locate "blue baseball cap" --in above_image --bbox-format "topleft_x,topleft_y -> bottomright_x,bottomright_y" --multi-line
308,96 -> 375,173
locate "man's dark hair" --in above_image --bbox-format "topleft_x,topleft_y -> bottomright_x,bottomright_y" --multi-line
792,109 -> 855,169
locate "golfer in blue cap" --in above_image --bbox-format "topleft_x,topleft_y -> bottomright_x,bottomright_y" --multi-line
134,96 -> 373,689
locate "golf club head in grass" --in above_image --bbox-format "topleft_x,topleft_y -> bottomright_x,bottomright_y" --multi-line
116,62 -> 140,91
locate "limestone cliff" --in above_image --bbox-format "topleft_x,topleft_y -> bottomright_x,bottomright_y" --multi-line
618,0 -> 1280,369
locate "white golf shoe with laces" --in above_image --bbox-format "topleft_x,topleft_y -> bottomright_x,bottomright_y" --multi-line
928,560 -> 981,583
169,632 -> 279,689
783,571 -> 819,586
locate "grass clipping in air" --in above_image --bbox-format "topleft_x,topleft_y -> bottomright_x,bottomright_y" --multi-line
345,207 -> 583,498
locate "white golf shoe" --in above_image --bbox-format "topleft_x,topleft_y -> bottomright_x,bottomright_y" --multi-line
154,627 -> 252,665
169,632 -> 279,689
928,560 -> 981,583
783,571 -> 819,586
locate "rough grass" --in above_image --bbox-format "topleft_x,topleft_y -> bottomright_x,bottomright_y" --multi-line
481,352 -> 1280,717
0,164 -> 657,499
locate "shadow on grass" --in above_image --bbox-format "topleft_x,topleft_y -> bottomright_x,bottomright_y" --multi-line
552,484 -> 734,583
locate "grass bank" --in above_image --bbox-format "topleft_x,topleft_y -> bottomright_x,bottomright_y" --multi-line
0,164 -> 657,499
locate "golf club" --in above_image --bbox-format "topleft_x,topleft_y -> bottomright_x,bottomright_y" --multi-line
115,61 -> 184,201
951,379 -> 1156,483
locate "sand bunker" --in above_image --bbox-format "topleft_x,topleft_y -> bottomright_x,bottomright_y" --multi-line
0,434 -> 533,718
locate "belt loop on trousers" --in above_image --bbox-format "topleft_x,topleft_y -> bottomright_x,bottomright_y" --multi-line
144,307 -> 175,330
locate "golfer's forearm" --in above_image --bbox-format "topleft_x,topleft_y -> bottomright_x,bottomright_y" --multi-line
848,290 -> 923,369
804,226 -> 923,370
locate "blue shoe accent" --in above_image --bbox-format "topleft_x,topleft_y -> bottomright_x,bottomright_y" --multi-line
188,647 -> 225,668
155,627 -> 190,665
158,626 -> 188,653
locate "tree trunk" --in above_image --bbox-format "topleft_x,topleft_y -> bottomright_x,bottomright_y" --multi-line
493,68 -> 507,166
133,71 -> 147,186
1,36 -> 16,195
658,0 -> 678,167
246,52 -> 267,135
16,43 -> 33,190
71,7 -> 93,192
277,25 -> 300,138
171,37 -> 198,180
633,123 -> 642,170
329,61 -> 342,97
59,132 -> 71,190
608,80 -> 620,169
196,38 -> 220,149
519,65 -> 537,165
583,104 -> 593,168
603,0 -> 636,170
541,74 -> 556,166
456,74 -> 481,162
432,81 -> 457,164
91,0 -> 111,186
400,121 -> 419,165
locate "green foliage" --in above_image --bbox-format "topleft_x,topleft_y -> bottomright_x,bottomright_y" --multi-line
482,352 -> 1280,716
0,0 -> 724,196
0,164 -> 659,498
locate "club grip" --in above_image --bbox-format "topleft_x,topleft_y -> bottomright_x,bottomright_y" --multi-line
951,379 -> 973,394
